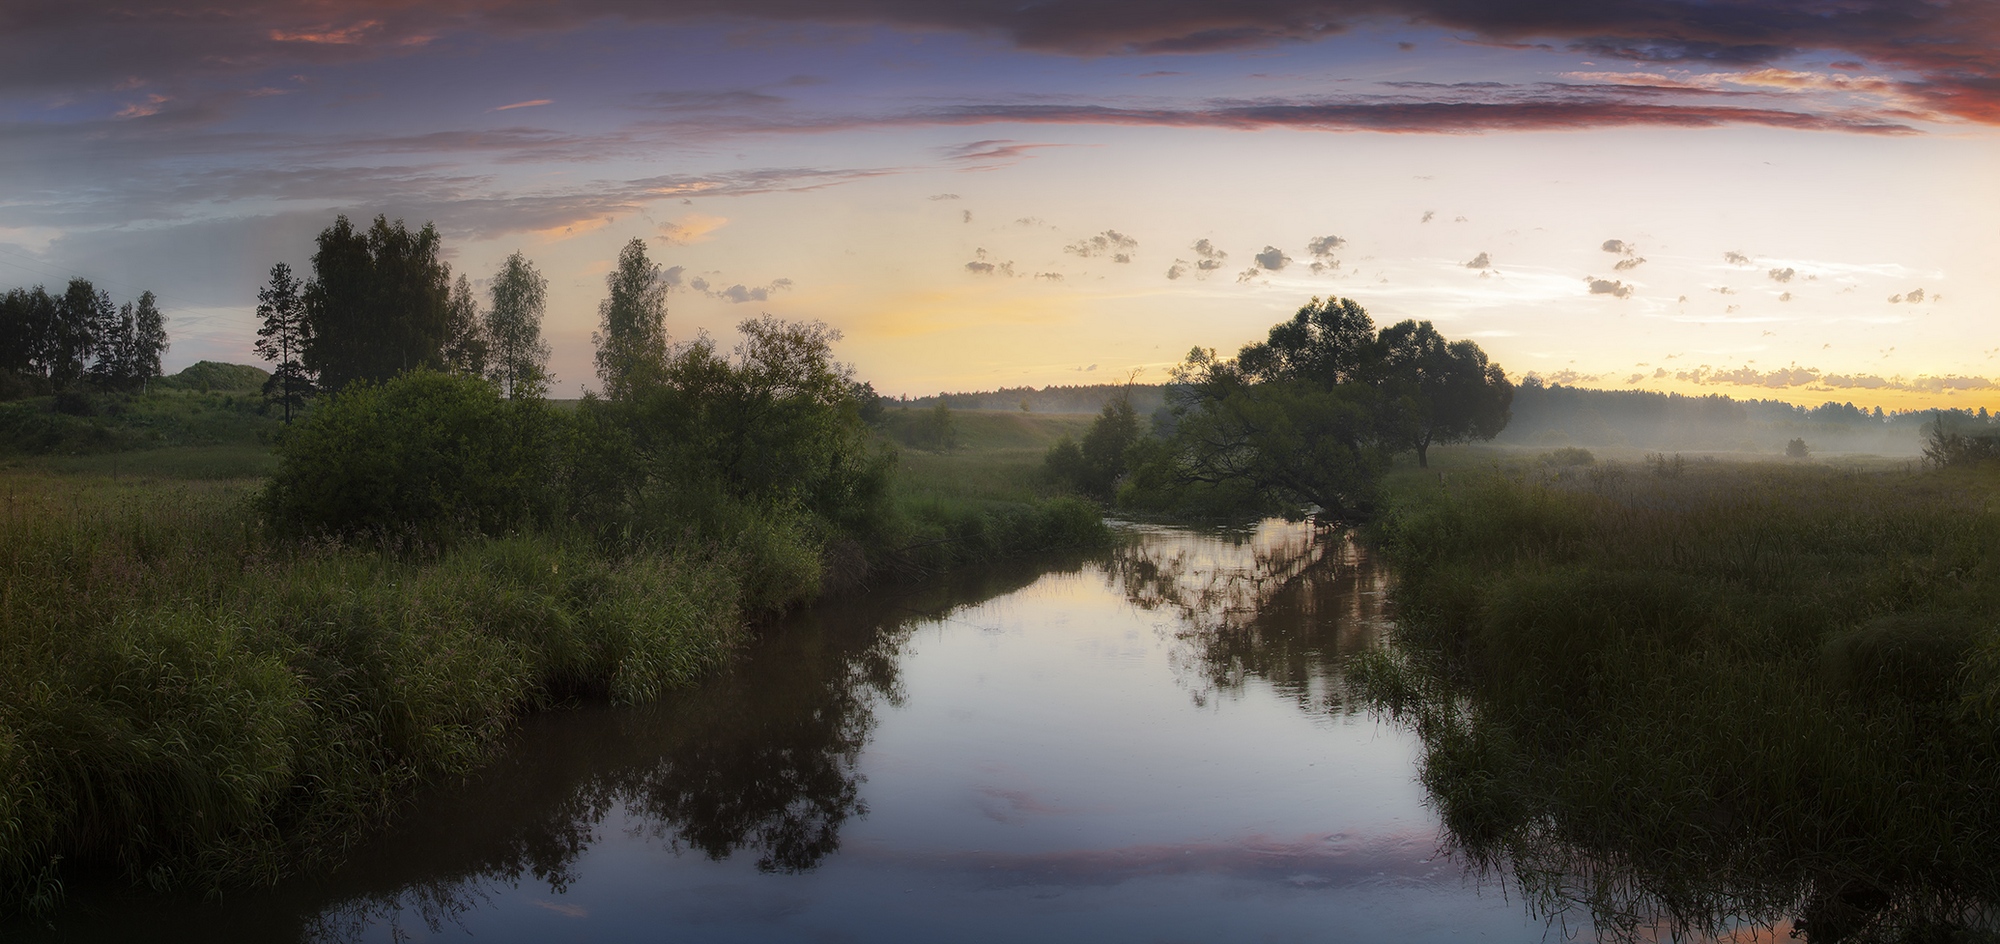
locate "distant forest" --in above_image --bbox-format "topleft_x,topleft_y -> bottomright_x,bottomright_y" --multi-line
903,379 -> 1994,456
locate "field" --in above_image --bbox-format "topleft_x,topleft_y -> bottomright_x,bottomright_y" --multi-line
1363,448 -> 2000,940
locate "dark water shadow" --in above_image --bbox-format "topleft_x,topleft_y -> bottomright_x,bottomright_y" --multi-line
9,554 -> 1089,943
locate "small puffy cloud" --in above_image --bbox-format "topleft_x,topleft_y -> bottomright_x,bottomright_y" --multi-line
962,210 -> 972,223
661,265 -> 686,288
1306,234 -> 1345,273
1907,287 -> 1926,303
1602,239 -> 1632,254
1653,368 -> 1669,378
1888,293 -> 1902,303
1420,210 -> 1435,223
1768,267 -> 1796,282
657,212 -> 728,245
1779,291 -> 1792,301
1723,250 -> 1751,265
1714,286 -> 1735,294
715,279 -> 791,304
1236,267 -> 1263,283
928,193 -> 960,200
1613,256 -> 1646,270
965,261 -> 996,274
1626,373 -> 1645,384
1035,271 -> 1064,281
1173,238 -> 1228,278
1465,251 -> 1491,269
1065,230 -> 1139,259
1255,245 -> 1291,271
1587,277 -> 1635,299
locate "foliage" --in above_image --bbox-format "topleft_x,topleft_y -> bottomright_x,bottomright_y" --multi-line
485,251 -> 551,400
262,370 -> 564,540
1537,446 -> 1596,467
1130,297 -> 1508,520
302,215 -> 454,393
155,361 -> 270,393
592,238 -> 669,401
1366,461 -> 2000,941
911,400 -> 959,453
1043,395 -> 1142,501
253,263 -> 315,423
440,272 -> 489,379
1922,411 -> 2000,469
1785,436 -> 1810,458
0,478 -> 741,914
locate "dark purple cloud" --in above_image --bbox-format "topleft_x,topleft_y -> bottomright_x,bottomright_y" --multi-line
6,1 -> 1995,125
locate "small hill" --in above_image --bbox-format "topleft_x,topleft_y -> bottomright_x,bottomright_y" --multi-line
156,361 -> 270,393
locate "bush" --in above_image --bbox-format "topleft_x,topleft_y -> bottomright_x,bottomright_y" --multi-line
1785,437 -> 1810,458
262,370 -> 564,539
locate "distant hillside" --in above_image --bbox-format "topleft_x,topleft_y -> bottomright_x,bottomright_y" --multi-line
155,361 -> 270,393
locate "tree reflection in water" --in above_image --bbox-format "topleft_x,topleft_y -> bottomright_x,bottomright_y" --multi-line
296,559 -> 1076,943
1107,519 -> 1392,715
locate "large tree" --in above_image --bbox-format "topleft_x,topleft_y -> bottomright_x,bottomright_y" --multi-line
130,291 -> 168,392
486,251 -> 551,400
1376,319 -> 1513,468
593,238 -> 669,400
302,214 -> 454,392
50,278 -> 110,392
1133,297 -> 1510,519
255,262 -> 315,423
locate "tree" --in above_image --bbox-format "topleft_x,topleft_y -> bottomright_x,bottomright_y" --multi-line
1047,395 -> 1143,500
255,262 -> 315,423
49,278 -> 109,392
302,214 -> 454,392
593,238 -> 669,400
1375,319 -> 1513,468
0,286 -> 58,394
440,273 -> 489,379
486,251 -> 551,399
1129,297 -> 1510,519
130,291 -> 168,392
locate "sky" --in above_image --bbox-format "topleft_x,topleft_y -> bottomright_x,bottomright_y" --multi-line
3,1 -> 1996,409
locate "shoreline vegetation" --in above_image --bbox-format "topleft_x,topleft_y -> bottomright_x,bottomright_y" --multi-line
1361,452 -> 2000,942
0,369 -> 1109,917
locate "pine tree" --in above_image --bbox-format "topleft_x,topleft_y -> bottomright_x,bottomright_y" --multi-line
255,262 -> 315,423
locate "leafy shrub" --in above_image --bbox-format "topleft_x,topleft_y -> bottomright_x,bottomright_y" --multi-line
1537,446 -> 1595,467
1785,437 -> 1810,458
262,369 -> 564,539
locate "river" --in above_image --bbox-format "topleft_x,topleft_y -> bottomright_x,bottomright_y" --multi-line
18,520 -> 1697,942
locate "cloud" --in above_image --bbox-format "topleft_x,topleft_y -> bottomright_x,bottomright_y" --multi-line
1671,364 -> 1999,393
965,261 -> 996,274
492,99 -> 552,112
1170,238 -> 1228,279
1064,230 -> 1139,259
687,273 -> 792,302
1306,234 -> 1345,273
11,0 -> 1997,129
1906,287 -> 1926,303
1714,286 -> 1735,294
1035,271 -> 1064,281
965,248 -> 1013,277
1723,250 -> 1751,265
1464,251 -> 1490,269
1420,210 -> 1435,223
1587,277 -> 1634,299
1613,256 -> 1645,270
1601,239 -> 1631,254
1254,245 -> 1291,271
928,193 -> 960,200
938,139 -> 1067,170
1235,266 -> 1262,283
656,211 -> 727,245
1779,291 -> 1791,301
1768,266 -> 1795,282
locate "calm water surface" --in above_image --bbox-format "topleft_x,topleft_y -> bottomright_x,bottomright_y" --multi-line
30,522 -> 1576,942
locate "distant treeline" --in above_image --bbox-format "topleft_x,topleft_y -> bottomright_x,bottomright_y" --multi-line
895,383 -> 1169,416
0,278 -> 168,399
913,377 -> 1987,457
1498,380 -> 1981,455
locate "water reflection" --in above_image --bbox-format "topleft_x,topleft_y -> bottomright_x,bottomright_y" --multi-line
1109,519 -> 1391,714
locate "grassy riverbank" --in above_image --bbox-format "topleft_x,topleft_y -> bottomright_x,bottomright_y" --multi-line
1364,453 -> 2000,940
0,394 -> 1109,915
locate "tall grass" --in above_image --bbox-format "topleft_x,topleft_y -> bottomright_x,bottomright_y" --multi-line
0,475 -> 742,914
1365,458 -> 2000,941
